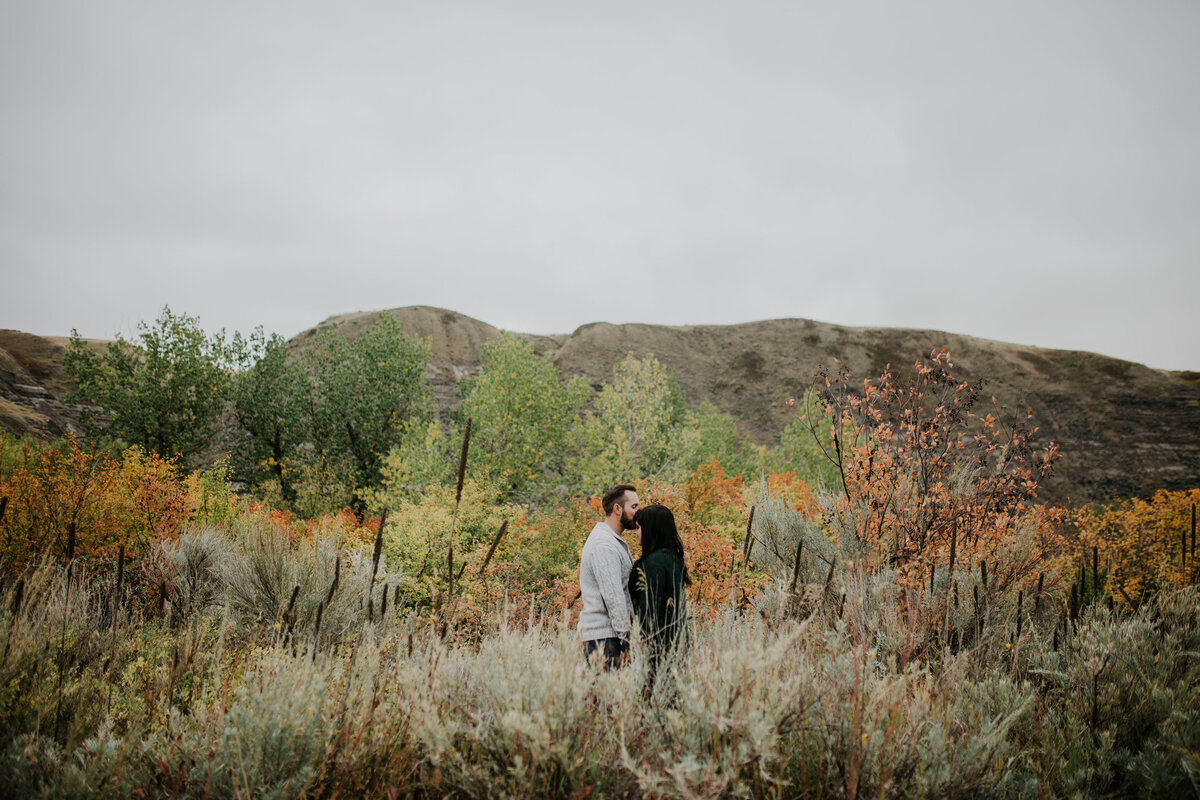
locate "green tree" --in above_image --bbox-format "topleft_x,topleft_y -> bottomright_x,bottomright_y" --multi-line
360,419 -> 455,508
229,328 -> 313,503
776,387 -> 842,490
573,354 -> 689,491
682,401 -> 752,476
458,333 -> 588,501
63,306 -> 230,464
307,314 -> 431,512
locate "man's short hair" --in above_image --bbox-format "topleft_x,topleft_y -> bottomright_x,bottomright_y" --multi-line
602,484 -> 637,515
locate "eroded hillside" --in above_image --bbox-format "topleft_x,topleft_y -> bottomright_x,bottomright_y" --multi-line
5,307 -> 1198,503
291,307 -> 1200,503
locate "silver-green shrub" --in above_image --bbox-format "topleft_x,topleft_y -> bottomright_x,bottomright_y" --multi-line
220,511 -> 396,640
152,527 -> 232,621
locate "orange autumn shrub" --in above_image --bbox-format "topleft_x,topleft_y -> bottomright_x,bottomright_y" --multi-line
761,470 -> 820,518
1073,488 -> 1200,605
816,349 -> 1061,589
0,435 -> 121,569
644,477 -> 760,611
310,508 -> 376,548
112,446 -> 194,548
681,460 -> 744,528
244,501 -> 295,540
240,501 -> 375,550
0,437 -> 196,572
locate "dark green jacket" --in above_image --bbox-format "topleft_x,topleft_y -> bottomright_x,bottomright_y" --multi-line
630,550 -> 688,654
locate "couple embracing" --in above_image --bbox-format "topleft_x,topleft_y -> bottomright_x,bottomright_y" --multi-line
578,484 -> 690,677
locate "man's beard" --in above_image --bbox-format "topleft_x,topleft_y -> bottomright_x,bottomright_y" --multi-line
620,511 -> 637,531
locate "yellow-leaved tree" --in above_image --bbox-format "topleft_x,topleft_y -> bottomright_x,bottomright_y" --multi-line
572,354 -> 694,492
457,333 -> 588,502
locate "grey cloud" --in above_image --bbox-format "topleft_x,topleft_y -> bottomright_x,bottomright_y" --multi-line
1,1 -> 1197,368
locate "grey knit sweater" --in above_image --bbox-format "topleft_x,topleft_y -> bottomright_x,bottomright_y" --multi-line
578,521 -> 633,642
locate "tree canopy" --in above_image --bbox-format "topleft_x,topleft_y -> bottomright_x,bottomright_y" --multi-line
64,306 -> 230,464
458,333 -> 588,501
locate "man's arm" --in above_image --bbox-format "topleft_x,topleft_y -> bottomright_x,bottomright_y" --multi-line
630,563 -> 648,630
594,542 -> 631,639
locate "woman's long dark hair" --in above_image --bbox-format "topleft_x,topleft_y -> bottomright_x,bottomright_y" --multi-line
633,505 -> 691,586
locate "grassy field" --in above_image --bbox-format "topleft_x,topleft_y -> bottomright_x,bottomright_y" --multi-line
1,510 -> 1197,799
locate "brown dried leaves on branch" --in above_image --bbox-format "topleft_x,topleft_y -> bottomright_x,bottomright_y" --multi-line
818,349 -> 1061,588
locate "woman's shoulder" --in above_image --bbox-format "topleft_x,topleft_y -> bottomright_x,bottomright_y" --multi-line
642,549 -> 683,572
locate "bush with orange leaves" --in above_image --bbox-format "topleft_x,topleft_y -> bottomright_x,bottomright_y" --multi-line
680,460 -> 743,529
1073,488 -> 1199,606
643,464 -> 760,611
241,501 -> 373,548
816,349 -> 1062,590
760,470 -> 820,519
0,436 -> 198,574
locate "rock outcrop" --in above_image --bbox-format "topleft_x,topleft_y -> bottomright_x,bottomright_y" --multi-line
0,330 -> 102,438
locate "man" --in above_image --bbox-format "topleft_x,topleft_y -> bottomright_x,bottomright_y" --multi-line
579,483 -> 639,668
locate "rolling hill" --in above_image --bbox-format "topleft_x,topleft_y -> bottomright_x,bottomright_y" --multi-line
4,306 -> 1198,504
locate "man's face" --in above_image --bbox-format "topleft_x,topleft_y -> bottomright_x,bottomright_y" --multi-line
618,491 -> 640,531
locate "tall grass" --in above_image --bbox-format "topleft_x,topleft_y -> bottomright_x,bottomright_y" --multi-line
1,503 -> 1197,798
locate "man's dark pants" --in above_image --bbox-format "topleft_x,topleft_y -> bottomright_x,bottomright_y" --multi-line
583,637 -> 628,669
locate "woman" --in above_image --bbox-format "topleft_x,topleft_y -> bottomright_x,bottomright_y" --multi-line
629,505 -> 690,687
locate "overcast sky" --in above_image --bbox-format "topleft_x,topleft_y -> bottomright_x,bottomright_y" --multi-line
2,1 -> 1197,370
